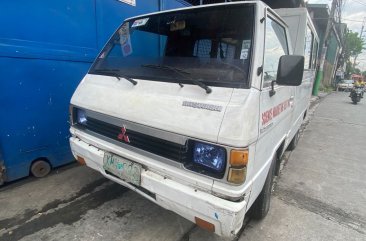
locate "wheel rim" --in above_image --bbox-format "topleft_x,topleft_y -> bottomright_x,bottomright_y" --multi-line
31,160 -> 51,178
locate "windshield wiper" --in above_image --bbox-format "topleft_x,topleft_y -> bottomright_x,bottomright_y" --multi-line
141,64 -> 212,94
92,69 -> 138,85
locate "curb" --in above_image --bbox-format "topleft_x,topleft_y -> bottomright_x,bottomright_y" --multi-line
309,91 -> 332,110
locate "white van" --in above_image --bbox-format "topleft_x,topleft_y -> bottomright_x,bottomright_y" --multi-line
69,2 -> 318,237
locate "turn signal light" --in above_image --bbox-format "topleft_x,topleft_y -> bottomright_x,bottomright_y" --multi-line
230,150 -> 248,167
228,167 -> 247,184
76,156 -> 86,165
195,217 -> 215,232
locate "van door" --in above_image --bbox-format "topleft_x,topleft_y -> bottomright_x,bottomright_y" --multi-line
250,14 -> 295,205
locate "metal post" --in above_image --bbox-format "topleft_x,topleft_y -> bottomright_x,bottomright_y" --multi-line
313,0 -> 338,96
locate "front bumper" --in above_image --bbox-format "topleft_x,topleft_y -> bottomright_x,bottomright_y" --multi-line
70,135 -> 248,237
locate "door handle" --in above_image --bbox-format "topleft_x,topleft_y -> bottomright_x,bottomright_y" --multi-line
289,96 -> 295,107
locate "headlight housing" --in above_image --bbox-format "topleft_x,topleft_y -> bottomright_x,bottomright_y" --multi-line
76,109 -> 87,125
192,142 -> 226,173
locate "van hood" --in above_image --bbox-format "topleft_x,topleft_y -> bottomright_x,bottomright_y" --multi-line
71,74 -> 237,143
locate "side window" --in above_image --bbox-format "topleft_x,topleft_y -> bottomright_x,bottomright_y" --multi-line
304,25 -> 314,69
263,17 -> 289,87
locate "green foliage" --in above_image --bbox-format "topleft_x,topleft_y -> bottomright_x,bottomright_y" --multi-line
344,30 -> 365,77
345,31 -> 365,57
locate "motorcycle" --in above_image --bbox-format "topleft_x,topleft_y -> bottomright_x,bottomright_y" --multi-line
350,86 -> 364,104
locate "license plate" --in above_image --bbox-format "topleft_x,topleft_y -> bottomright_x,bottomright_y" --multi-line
103,153 -> 142,186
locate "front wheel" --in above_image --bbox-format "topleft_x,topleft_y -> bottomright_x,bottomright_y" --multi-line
251,156 -> 276,219
352,97 -> 358,104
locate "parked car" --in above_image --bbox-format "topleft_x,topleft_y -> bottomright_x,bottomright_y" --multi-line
69,2 -> 318,238
337,79 -> 354,91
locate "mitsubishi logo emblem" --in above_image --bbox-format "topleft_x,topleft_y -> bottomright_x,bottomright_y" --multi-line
117,126 -> 130,143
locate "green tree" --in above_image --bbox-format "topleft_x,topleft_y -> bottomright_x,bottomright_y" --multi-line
342,30 -> 365,77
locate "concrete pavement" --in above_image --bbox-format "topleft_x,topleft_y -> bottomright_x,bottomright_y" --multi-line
0,92 -> 365,241
241,92 -> 366,241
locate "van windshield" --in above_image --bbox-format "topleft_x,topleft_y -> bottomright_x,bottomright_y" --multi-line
90,4 -> 255,89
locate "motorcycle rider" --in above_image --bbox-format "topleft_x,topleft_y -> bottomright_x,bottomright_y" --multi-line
351,79 -> 365,98
354,79 -> 365,87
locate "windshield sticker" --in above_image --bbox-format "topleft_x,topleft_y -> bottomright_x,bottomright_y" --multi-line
240,40 -> 251,60
242,40 -> 251,49
132,18 -> 149,28
119,23 -> 133,57
240,49 -> 248,60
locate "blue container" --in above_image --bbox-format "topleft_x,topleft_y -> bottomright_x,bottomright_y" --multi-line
0,0 -> 190,184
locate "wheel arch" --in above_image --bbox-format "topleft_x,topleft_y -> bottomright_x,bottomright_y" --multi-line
274,139 -> 286,176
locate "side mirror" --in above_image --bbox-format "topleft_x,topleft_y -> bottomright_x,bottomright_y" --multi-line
276,55 -> 304,86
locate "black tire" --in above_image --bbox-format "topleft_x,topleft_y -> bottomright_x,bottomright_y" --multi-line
251,156 -> 276,219
352,97 -> 358,104
31,159 -> 51,178
287,130 -> 300,151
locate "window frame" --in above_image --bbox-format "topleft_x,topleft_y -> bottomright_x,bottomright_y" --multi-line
261,12 -> 290,89
90,3 -> 258,89
304,24 -> 314,70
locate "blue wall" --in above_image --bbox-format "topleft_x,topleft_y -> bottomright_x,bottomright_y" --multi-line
0,0 -> 190,183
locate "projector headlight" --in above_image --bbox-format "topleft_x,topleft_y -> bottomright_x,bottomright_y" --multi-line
192,142 -> 226,173
76,109 -> 87,125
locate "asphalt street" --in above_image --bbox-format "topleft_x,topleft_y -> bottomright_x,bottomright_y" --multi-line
1,92 -> 365,241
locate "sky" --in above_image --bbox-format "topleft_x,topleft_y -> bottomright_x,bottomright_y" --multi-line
308,0 -> 366,71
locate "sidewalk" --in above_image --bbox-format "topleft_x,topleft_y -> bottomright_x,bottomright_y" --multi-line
309,91 -> 331,109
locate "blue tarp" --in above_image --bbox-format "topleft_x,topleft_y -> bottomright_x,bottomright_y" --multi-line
0,0 -> 190,183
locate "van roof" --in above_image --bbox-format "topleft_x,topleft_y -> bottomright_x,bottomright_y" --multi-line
125,1 -> 265,22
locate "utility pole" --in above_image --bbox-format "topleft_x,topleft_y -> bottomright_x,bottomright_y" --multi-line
352,17 -> 366,68
312,0 -> 338,96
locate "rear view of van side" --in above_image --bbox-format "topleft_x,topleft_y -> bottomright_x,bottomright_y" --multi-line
69,2 -> 318,237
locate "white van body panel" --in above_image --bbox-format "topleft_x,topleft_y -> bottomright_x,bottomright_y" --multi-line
276,8 -> 319,143
72,74 -> 234,143
217,88 -> 260,147
275,8 -> 319,56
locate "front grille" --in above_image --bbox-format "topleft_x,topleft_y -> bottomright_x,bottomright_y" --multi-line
81,117 -> 189,163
